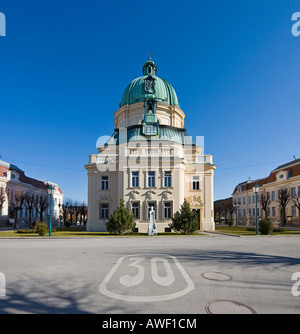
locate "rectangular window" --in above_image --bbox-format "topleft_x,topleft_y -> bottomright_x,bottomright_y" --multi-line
243,197 -> 245,205
272,207 -> 275,217
249,209 -> 251,216
148,171 -> 155,187
267,192 -> 270,200
101,176 -> 109,190
267,207 -> 270,217
164,202 -> 172,219
243,209 -> 245,216
144,124 -> 158,135
132,171 -> 139,188
148,201 -> 157,219
252,208 -> 255,216
298,186 -> 300,197
249,196 -> 251,204
164,171 -> 172,187
99,203 -> 109,219
132,202 -> 140,219
192,176 -> 199,190
291,187 -> 296,198
271,191 -> 275,201
252,195 -> 255,203
292,206 -> 296,217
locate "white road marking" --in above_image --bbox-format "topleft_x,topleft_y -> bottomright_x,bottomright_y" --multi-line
98,254 -> 194,302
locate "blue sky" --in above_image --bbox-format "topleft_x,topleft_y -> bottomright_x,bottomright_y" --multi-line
0,0 -> 299,202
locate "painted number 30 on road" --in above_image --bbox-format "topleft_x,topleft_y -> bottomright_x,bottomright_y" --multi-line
99,254 -> 194,302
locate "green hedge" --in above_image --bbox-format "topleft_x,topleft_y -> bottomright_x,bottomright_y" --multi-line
17,229 -> 37,234
273,227 -> 286,233
17,227 -> 57,234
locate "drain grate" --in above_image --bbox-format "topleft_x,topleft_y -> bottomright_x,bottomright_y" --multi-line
205,299 -> 257,314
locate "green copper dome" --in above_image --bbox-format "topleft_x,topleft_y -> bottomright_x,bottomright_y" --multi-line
120,59 -> 180,107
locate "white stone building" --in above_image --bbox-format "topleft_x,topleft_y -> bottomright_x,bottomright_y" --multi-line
85,58 -> 216,233
0,159 -> 63,227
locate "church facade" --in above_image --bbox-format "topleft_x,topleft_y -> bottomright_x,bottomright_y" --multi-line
85,58 -> 216,232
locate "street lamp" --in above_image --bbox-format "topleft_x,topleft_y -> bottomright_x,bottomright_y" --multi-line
252,183 -> 260,235
47,184 -> 55,236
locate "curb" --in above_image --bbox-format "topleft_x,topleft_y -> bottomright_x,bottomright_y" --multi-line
209,231 -> 300,238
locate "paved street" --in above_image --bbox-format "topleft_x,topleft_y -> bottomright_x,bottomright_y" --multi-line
0,234 -> 299,314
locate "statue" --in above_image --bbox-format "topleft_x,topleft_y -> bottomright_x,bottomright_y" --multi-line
148,206 -> 157,235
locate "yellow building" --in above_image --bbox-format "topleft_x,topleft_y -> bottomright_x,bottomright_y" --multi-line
232,159 -> 300,226
85,58 -> 216,232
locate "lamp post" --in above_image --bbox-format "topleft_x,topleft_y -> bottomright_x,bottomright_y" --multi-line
47,184 -> 55,236
253,183 -> 260,235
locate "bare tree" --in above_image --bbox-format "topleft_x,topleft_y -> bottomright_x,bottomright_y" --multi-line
58,199 -> 87,227
277,188 -> 290,226
80,202 -> 87,225
214,200 -> 225,222
0,187 -> 6,215
23,192 -> 35,226
260,191 -> 271,220
9,191 -> 24,228
224,197 -> 236,225
293,196 -> 300,217
74,202 -> 81,225
35,194 -> 48,223
59,201 -> 69,226
60,199 -> 75,226
68,203 -> 76,226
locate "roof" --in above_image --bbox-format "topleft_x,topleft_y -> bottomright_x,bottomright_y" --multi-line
19,173 -> 47,191
120,60 -> 179,107
120,76 -> 179,107
0,159 -> 62,193
233,159 -> 300,194
0,165 -> 9,178
272,158 -> 300,171
103,125 -> 195,146
0,160 -> 10,168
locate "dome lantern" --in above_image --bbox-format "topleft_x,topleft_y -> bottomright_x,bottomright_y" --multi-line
120,59 -> 179,108
142,56 -> 157,76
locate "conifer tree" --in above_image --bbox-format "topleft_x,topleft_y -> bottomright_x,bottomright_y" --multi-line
106,198 -> 136,234
169,199 -> 198,234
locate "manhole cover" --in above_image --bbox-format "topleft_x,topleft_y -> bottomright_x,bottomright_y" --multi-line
201,272 -> 232,281
205,300 -> 257,314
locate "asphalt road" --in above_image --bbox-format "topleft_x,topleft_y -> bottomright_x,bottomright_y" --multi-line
0,234 -> 299,314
